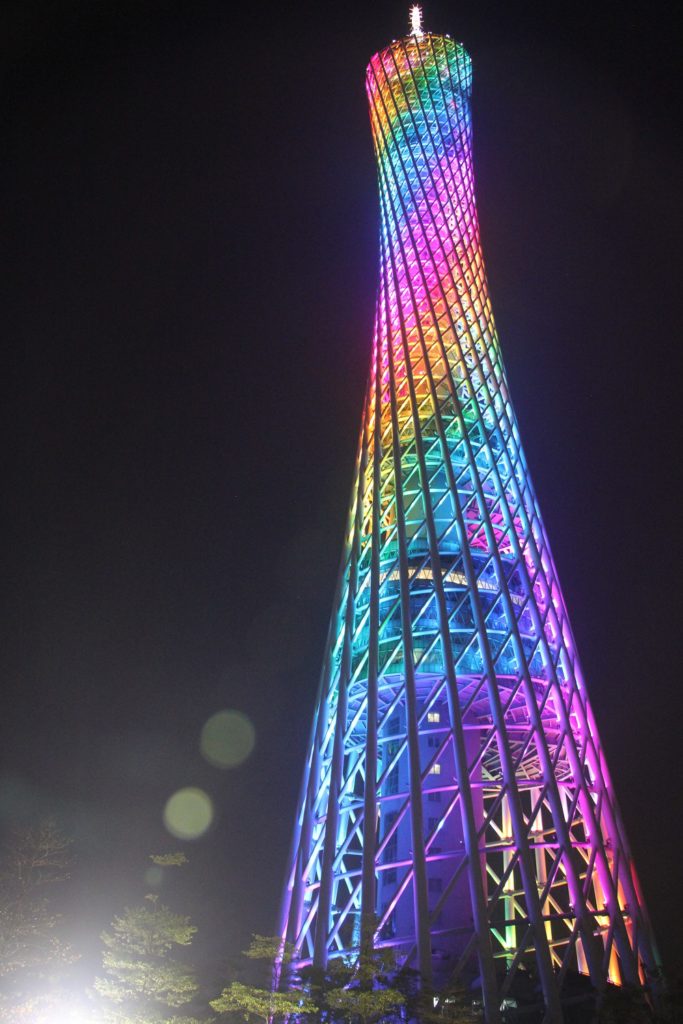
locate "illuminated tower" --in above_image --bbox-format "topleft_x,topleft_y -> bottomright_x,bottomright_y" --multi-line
280,11 -> 659,1020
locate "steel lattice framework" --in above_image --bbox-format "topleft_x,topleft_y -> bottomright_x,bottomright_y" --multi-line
279,23 -> 659,1023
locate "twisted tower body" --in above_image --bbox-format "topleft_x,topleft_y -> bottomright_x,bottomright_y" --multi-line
280,22 -> 658,1021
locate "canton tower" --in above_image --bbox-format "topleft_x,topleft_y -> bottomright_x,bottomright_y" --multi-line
279,10 -> 658,1020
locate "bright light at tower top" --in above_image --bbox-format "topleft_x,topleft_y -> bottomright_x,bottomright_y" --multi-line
409,5 -> 424,37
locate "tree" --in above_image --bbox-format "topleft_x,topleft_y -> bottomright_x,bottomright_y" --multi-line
409,985 -> 481,1024
598,982 -> 653,1024
94,852 -> 208,1024
210,936 -> 315,1024
210,979 -> 316,1024
215,917 -> 405,1024
320,916 -> 405,1024
325,986 -> 404,1024
0,819 -> 77,1022
655,973 -> 683,1024
302,917 -> 478,1024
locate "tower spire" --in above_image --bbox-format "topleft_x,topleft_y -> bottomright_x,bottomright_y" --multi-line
409,4 -> 424,37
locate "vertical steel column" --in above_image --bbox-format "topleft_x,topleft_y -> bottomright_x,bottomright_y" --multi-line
313,406 -> 370,968
282,701 -> 322,949
370,59 -> 563,1020
370,178 -> 565,1024
284,424 -> 367,956
282,471 -> 363,952
434,33 -> 654,982
388,36 -> 616,988
382,250 -> 433,985
379,197 -> 501,1022
360,335 -> 382,934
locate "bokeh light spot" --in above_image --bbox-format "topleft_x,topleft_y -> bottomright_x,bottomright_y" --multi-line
163,787 -> 213,840
200,710 -> 255,769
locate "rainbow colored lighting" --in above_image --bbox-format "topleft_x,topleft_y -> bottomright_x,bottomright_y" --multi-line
279,26 -> 658,1021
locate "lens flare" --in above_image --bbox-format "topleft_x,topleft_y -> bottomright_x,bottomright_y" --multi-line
200,709 -> 255,768
163,786 -> 213,839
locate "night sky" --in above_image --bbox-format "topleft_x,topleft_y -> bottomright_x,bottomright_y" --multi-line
1,0 -> 681,998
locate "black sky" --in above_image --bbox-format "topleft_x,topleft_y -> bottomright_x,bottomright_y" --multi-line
1,0 -> 681,994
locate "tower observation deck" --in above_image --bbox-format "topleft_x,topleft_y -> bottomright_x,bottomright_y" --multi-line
279,19 -> 659,1022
